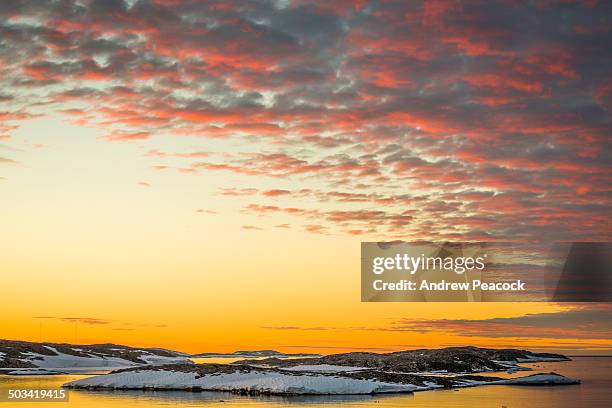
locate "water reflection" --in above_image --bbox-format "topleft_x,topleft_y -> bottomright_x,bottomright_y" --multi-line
0,358 -> 609,408
73,389 -> 402,405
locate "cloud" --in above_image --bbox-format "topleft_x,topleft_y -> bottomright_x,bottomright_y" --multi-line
388,304 -> 612,340
242,203 -> 411,234
261,326 -> 333,331
0,157 -> 17,164
241,225 -> 262,230
196,208 -> 217,214
217,188 -> 258,196
260,305 -> 612,349
145,149 -> 211,159
289,345 -> 394,351
262,189 -> 291,197
0,0 -> 609,241
34,316 -> 111,325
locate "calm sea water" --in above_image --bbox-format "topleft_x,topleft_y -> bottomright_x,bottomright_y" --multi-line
0,357 -> 610,407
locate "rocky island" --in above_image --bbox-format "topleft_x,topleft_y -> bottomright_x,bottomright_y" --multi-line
63,346 -> 579,395
0,339 -> 191,373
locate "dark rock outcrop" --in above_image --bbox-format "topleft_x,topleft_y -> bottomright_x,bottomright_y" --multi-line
234,346 -> 569,374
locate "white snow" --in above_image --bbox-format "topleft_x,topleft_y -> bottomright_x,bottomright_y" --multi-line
492,354 -> 566,364
16,347 -> 190,370
21,347 -> 136,369
134,353 -> 191,366
64,369 -> 424,394
422,380 -> 444,389
516,356 -> 567,363
404,370 -> 450,376
6,369 -> 63,375
62,368 -> 579,395
453,373 -> 579,387
506,366 -> 532,374
503,374 -> 580,385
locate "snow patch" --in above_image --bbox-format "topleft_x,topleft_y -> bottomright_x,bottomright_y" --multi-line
21,347 -> 135,369
15,347 -> 190,370
6,369 -> 64,375
516,356 -> 567,363
503,373 -> 580,385
64,369 -> 420,395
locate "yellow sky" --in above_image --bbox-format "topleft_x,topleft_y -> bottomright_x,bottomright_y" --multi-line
1,117 -> 610,355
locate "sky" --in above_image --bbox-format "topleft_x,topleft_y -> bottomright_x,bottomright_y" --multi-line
0,0 -> 611,355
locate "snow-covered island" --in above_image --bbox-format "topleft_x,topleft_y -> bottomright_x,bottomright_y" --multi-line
62,347 -> 579,395
0,339 -> 192,373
